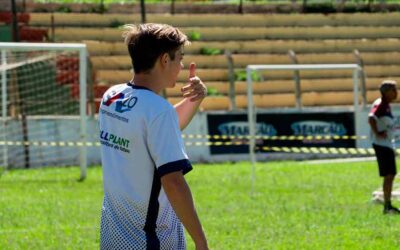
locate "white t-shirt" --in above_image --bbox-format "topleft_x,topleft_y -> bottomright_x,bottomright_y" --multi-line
369,98 -> 395,149
99,82 -> 192,250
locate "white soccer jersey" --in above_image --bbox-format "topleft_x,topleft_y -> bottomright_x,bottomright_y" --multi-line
369,98 -> 395,149
99,82 -> 192,250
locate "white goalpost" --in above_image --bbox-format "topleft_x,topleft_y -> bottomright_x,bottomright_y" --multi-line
0,42 -> 88,180
246,64 -> 362,192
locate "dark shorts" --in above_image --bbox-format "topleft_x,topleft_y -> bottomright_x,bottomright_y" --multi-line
373,144 -> 397,177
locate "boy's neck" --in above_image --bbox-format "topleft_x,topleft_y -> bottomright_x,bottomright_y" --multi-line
132,74 -> 165,95
381,95 -> 392,104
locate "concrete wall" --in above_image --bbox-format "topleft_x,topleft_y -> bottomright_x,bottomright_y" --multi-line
0,0 -> 11,11
85,39 -> 400,56
3,117 -> 84,168
51,26 -> 400,42
29,13 -> 400,28
0,112 -> 270,169
7,106 -> 400,169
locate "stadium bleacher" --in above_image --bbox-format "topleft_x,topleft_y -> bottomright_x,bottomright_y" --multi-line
27,12 -> 400,111
0,12 -> 48,42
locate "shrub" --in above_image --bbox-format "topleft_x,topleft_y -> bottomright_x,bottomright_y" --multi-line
89,4 -> 108,14
56,6 -> 72,13
109,19 -> 124,28
207,87 -> 221,96
33,7 -> 50,13
187,31 -> 201,41
234,70 -> 262,82
342,3 -> 372,13
303,2 -> 336,14
200,47 -> 223,55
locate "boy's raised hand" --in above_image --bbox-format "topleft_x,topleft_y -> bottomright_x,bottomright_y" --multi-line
181,63 -> 207,102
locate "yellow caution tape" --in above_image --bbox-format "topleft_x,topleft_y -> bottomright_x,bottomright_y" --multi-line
0,134 -> 368,148
258,146 -> 379,155
0,136 -> 389,155
182,134 -> 368,140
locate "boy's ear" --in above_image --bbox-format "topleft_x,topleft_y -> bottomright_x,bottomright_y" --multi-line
160,53 -> 169,67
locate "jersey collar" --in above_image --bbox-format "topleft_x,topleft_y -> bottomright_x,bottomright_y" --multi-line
127,82 -> 152,92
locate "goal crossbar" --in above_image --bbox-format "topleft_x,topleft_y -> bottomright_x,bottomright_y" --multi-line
0,42 -> 86,51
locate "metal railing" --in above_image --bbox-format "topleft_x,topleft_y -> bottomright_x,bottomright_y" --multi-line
225,50 -> 368,110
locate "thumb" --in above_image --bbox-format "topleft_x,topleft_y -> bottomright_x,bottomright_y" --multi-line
189,62 -> 196,78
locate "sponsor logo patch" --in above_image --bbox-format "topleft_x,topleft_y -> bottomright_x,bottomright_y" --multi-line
218,121 -> 277,136
291,121 -> 346,136
100,130 -> 130,153
102,90 -> 138,113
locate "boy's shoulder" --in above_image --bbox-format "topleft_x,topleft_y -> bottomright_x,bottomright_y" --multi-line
101,83 -> 174,115
125,84 -> 175,119
134,87 -> 173,111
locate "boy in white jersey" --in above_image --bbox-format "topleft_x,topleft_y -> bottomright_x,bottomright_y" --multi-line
99,23 -> 208,249
369,80 -> 399,214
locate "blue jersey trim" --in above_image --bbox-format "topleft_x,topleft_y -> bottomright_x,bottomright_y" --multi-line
127,82 -> 153,92
144,168 -> 161,250
157,159 -> 193,177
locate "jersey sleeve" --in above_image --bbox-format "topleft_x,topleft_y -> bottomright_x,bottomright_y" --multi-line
370,101 -> 389,119
147,109 -> 192,177
369,105 -> 378,119
369,101 -> 382,118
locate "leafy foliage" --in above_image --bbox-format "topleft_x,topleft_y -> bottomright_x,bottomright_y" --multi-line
109,19 -> 124,28
55,5 -> 72,13
207,87 -> 221,96
234,69 -> 262,81
187,31 -> 202,41
200,47 -> 223,55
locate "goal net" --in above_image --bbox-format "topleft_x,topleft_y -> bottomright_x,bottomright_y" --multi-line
0,42 -> 88,180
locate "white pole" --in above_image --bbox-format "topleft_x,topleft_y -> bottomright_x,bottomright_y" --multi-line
0,42 -> 88,51
353,68 -> 360,112
353,68 -> 360,149
1,50 -> 8,170
246,66 -> 256,194
79,47 -> 87,181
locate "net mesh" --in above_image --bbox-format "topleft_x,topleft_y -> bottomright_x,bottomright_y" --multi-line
0,49 -> 86,169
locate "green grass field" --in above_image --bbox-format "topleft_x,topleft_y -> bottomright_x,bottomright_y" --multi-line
1,160 -> 400,249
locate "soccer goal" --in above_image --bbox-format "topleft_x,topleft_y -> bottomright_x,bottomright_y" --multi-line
246,64 -> 362,190
0,42 -> 88,180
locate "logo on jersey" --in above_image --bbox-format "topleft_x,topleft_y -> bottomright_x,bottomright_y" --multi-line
100,130 -> 130,153
102,91 -> 138,113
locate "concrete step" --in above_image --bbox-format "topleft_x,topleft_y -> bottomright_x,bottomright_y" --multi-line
93,82 -> 388,111
91,52 -> 400,70
164,77 -> 400,97
167,90 -> 383,111
30,13 -> 400,28
85,39 -> 400,56
55,26 -> 400,42
92,77 -> 394,100
95,65 -> 400,84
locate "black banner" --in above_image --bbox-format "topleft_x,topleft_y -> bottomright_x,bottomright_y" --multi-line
207,112 -> 355,155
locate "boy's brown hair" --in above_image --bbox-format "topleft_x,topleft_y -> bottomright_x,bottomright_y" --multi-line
123,23 -> 190,74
